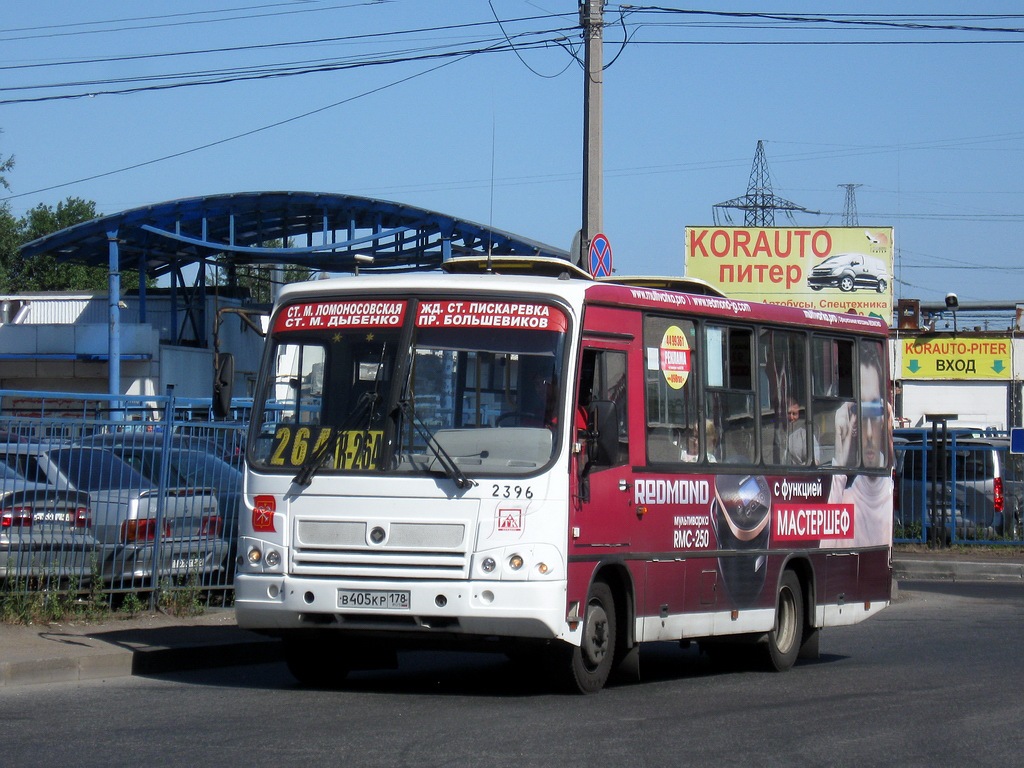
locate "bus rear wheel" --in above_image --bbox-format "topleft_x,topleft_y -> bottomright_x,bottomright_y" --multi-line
765,570 -> 803,672
553,581 -> 617,694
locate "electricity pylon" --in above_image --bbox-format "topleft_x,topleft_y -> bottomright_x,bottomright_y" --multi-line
713,141 -> 817,226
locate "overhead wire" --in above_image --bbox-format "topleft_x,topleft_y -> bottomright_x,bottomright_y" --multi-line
3,5 -> 1021,219
0,38 -> 501,201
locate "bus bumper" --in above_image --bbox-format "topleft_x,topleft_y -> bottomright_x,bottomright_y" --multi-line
234,573 -> 570,641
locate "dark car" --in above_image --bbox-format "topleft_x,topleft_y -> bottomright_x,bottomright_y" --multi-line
807,252 -> 889,293
173,423 -> 247,468
0,458 -> 99,584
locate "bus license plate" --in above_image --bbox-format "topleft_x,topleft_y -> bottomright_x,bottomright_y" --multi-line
337,589 -> 410,610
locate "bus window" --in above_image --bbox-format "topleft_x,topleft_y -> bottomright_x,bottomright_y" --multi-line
581,348 -> 628,467
759,329 -> 815,466
706,325 -> 756,464
858,340 -> 890,470
270,341 -> 328,426
643,316 -> 699,464
811,337 -> 856,468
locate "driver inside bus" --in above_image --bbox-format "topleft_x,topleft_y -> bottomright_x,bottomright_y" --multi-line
530,370 -> 556,425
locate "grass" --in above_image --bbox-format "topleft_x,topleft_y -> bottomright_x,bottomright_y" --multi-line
1,560 -> 210,625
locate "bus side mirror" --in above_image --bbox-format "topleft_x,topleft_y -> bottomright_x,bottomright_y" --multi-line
213,353 -> 235,419
587,399 -> 620,467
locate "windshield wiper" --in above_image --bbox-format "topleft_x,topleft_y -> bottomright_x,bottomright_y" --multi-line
292,391 -> 377,486
394,399 -> 472,489
294,344 -> 388,486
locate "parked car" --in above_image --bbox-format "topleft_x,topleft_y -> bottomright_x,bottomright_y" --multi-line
173,423 -> 247,467
77,433 -> 242,572
0,458 -> 98,584
807,252 -> 889,293
895,435 -> 1022,541
0,442 -> 228,588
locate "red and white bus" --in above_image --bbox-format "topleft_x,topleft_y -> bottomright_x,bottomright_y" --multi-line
234,257 -> 893,693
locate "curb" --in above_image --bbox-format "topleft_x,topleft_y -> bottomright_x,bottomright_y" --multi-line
892,558 -> 1024,583
1,635 -> 282,689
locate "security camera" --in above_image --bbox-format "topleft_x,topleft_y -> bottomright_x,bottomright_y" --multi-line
945,293 -> 958,310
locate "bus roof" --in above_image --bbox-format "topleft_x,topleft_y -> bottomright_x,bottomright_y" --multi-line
273,258 -> 889,337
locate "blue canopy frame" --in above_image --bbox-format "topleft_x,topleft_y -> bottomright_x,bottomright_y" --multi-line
17,191 -> 568,399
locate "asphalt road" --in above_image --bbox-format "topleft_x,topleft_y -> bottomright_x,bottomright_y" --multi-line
2,580 -> 1022,768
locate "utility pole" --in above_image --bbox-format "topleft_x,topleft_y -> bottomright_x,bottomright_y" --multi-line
580,0 -> 604,264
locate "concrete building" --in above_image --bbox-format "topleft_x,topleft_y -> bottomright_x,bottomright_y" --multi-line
0,293 -> 265,403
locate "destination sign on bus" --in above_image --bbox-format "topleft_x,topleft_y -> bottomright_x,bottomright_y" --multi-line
274,301 -> 407,332
268,426 -> 382,471
415,300 -> 567,332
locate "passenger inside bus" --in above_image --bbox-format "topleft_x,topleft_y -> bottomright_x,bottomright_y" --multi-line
704,419 -> 720,462
530,370 -> 556,425
677,427 -> 700,462
787,397 -> 821,464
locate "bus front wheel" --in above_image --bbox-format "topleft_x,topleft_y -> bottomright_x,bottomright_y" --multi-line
554,581 -> 617,694
765,570 -> 803,672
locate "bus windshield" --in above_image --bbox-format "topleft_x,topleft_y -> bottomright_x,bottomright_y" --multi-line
249,297 -> 569,479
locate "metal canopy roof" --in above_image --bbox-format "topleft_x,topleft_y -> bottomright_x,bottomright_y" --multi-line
15,191 -> 571,363
18,191 -> 569,278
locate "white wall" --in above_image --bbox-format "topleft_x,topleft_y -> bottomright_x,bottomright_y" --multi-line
899,381 -> 1007,430
0,294 -> 264,402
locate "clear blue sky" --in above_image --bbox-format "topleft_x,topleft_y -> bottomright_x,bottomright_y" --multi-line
1,1 -> 1021,306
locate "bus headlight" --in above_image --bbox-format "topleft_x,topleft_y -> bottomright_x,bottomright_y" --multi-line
509,554 -> 524,571
481,557 -> 497,573
247,547 -> 262,565
265,549 -> 281,567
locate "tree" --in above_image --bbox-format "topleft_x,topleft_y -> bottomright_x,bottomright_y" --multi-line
13,198 -> 105,291
0,134 -> 12,191
0,139 -> 18,289
0,197 -> 146,293
20,196 -> 96,242
214,239 -> 313,304
0,204 -> 18,290
232,263 -> 314,304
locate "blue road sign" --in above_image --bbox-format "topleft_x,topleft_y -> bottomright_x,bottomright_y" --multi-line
588,233 -> 612,278
1011,427 -> 1024,454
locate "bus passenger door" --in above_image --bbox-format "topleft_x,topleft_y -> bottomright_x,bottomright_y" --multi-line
572,330 -> 638,548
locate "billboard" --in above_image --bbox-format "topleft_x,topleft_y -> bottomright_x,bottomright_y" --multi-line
684,226 -> 894,323
901,337 -> 1011,380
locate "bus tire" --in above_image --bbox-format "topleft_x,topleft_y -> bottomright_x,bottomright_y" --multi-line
284,635 -> 351,687
765,570 -> 803,672
555,581 -> 617,694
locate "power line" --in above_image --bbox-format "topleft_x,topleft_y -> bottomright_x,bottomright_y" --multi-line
0,33 -> 576,105
620,7 -> 1024,35
0,1 -> 390,42
0,45 -> 480,202
0,13 -> 573,71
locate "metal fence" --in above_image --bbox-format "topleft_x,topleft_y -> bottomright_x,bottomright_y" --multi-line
894,432 -> 1023,546
0,389 -> 246,610
4,387 -> 1021,611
